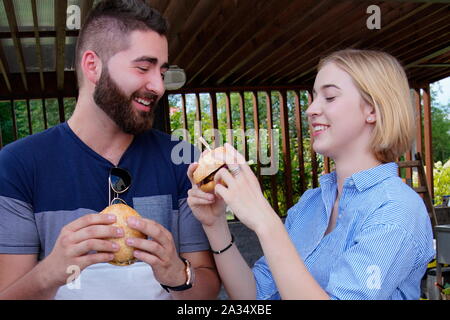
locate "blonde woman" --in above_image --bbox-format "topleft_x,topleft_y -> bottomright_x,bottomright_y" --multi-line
187,49 -> 435,300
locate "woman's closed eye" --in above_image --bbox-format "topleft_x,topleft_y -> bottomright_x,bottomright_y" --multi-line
325,96 -> 336,102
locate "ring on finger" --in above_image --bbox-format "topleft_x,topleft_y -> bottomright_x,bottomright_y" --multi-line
228,166 -> 241,177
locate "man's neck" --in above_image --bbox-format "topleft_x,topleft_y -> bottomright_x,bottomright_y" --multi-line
67,94 -> 134,166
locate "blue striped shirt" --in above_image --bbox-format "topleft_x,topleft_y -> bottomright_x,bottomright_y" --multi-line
253,162 -> 435,300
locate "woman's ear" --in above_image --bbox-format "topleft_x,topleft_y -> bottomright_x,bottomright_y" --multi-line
81,50 -> 102,85
363,99 -> 377,124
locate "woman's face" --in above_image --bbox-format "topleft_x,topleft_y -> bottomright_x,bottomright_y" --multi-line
306,62 -> 375,160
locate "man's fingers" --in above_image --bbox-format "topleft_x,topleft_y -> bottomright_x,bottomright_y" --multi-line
126,238 -> 164,260
70,239 -> 119,257
127,218 -> 172,248
77,252 -> 115,269
64,213 -> 116,232
70,225 -> 123,244
187,162 -> 199,186
188,187 -> 215,201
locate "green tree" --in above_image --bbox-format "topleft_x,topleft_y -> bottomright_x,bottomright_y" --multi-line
430,82 -> 450,163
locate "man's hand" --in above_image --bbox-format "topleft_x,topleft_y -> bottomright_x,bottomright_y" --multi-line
39,213 -> 123,288
186,162 -> 227,227
125,217 -> 187,287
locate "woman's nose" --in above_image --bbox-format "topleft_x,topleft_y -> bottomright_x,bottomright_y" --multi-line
305,99 -> 321,117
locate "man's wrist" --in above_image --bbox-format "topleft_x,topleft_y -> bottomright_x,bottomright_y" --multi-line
160,257 -> 194,292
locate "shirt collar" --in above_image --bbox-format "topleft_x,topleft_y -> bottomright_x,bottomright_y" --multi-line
346,162 -> 398,192
318,162 -> 398,192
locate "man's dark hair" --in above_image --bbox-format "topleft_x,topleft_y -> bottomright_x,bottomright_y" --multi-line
75,0 -> 168,87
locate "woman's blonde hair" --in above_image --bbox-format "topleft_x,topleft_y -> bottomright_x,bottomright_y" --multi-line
318,49 -> 415,163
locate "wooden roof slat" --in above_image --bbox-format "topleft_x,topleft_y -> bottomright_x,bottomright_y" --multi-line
31,0 -> 45,92
170,0 -> 225,65
190,0 -> 299,85
80,0 -> 94,27
55,0 -> 67,91
381,9 -> 450,56
220,0 -> 334,86
0,0 -> 448,98
177,0 -> 261,74
360,4 -> 446,49
3,0 -> 28,91
164,0 -> 198,46
0,43 -> 11,92
269,2 -> 435,84
406,45 -> 450,68
258,1 -> 368,85
281,2 -> 427,84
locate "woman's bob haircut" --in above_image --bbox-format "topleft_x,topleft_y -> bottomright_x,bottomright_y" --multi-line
318,49 -> 415,163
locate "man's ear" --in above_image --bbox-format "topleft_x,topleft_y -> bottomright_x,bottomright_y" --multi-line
81,50 -> 102,85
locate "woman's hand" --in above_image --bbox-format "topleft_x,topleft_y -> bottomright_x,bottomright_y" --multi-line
186,161 -> 227,227
212,143 -> 277,234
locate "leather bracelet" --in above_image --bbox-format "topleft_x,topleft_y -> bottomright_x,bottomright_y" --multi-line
211,234 -> 235,254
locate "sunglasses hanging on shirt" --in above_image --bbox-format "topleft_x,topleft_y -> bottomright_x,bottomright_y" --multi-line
109,167 -> 132,206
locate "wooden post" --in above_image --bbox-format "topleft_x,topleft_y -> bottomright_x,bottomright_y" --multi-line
422,85 -> 434,199
266,91 -> 279,213
194,93 -> 202,151
251,91 -> 261,184
10,99 -> 17,141
294,90 -> 306,195
58,95 -> 65,123
26,99 -> 32,135
238,91 -> 248,160
279,90 -> 293,211
180,94 -> 188,141
413,89 -> 423,157
308,91 -> 318,188
209,92 -> 219,148
225,91 -> 233,144
42,98 -> 48,129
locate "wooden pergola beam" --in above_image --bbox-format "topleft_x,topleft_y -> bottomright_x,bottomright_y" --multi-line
170,0 -> 222,64
412,64 -> 450,68
31,0 -> 45,92
80,0 -> 94,26
3,0 -> 28,91
0,44 -> 11,92
283,2 -> 430,84
406,45 -> 450,68
55,0 -> 67,92
220,0 -> 341,86
177,0 -> 259,76
195,0 -> 299,85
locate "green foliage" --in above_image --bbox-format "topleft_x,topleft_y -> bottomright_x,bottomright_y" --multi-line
0,98 -> 76,146
431,105 -> 450,163
433,159 -> 450,206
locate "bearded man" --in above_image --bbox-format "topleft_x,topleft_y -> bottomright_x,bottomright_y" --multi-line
0,0 -> 220,300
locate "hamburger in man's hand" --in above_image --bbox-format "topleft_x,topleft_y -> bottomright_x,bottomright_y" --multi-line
99,204 -> 146,266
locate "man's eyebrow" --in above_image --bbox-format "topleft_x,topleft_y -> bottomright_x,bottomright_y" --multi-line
132,56 -> 170,69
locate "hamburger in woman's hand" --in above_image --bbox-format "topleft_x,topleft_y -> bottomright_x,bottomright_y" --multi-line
192,146 -> 228,193
99,204 -> 146,266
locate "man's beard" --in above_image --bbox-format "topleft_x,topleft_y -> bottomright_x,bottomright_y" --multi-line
93,67 -> 159,135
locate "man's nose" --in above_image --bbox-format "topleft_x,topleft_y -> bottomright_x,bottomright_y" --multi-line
145,70 -> 165,97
